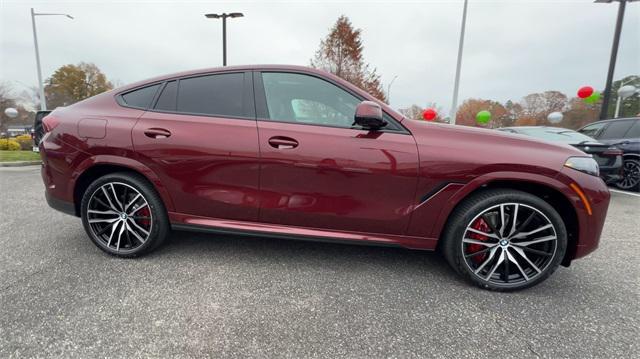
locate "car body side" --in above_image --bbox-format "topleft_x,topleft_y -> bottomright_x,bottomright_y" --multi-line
39,65 -> 610,264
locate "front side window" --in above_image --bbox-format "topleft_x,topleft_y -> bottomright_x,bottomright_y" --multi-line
177,73 -> 245,117
624,120 -> 640,138
578,122 -> 605,138
121,84 -> 161,109
599,120 -> 634,140
261,72 -> 362,129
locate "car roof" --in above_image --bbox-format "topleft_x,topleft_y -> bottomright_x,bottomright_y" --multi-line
581,117 -> 639,126
120,65 -> 342,91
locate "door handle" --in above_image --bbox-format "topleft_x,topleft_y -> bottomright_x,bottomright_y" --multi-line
268,136 -> 298,149
144,128 -> 171,139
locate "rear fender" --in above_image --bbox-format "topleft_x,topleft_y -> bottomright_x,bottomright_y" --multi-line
70,155 -> 175,212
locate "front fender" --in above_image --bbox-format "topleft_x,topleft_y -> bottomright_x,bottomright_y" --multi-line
428,171 -> 575,239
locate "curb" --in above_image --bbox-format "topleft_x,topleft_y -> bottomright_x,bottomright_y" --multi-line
0,161 -> 42,167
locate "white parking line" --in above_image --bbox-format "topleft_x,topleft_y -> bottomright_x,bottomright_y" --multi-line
609,188 -> 640,198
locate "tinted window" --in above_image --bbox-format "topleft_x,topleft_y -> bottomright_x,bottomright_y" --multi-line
177,73 -> 244,117
599,120 -> 634,139
578,122 -> 606,138
261,72 -> 360,128
154,81 -> 177,111
624,120 -> 640,138
121,84 -> 160,108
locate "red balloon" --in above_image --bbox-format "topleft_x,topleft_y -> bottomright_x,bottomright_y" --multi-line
422,108 -> 437,121
577,86 -> 594,99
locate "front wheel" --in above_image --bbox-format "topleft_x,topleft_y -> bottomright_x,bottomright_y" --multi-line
617,158 -> 640,192
80,172 -> 169,257
442,189 -> 567,291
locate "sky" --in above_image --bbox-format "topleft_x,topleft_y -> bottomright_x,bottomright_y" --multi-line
1,0 -> 639,113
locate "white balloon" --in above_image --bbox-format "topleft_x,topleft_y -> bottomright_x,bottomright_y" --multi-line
4,107 -> 18,118
618,85 -> 637,99
547,111 -> 563,124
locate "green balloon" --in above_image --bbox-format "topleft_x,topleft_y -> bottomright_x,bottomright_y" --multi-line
476,110 -> 492,124
584,91 -> 601,104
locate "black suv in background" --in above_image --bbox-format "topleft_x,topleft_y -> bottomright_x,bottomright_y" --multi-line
31,110 -> 51,151
579,117 -> 640,191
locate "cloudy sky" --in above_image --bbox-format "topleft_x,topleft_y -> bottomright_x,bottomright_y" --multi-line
1,0 -> 639,113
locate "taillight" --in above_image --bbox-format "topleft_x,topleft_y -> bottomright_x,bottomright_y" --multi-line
42,115 -> 60,133
602,147 -> 623,157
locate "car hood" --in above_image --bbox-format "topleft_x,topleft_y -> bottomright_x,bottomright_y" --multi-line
403,120 -> 586,177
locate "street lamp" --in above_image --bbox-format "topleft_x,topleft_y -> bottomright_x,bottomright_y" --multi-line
204,12 -> 244,66
31,8 -> 73,111
449,0 -> 469,125
614,79 -> 639,118
594,0 -> 638,120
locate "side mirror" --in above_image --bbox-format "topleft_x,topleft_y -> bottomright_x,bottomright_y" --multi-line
354,101 -> 387,130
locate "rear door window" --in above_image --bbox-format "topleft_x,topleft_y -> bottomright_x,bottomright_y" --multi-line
154,81 -> 177,112
177,73 -> 245,117
121,84 -> 161,109
599,120 -> 634,140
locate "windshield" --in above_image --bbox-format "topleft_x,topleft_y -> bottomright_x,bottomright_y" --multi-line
511,128 -> 596,144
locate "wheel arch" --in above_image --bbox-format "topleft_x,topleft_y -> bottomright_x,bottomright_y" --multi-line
70,156 -> 175,217
435,176 -> 579,267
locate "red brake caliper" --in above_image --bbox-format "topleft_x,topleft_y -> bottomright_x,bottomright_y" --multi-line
137,206 -> 151,228
467,218 -> 490,264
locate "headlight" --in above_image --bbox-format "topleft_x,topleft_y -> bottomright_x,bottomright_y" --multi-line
564,157 -> 599,177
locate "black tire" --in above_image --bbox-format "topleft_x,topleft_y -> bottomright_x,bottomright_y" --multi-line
616,158 -> 640,192
80,172 -> 169,257
442,189 -> 567,291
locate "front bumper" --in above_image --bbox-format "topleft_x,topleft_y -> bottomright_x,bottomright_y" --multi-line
557,167 -> 611,260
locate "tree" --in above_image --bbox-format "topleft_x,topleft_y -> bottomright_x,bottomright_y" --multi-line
45,63 -> 113,109
0,83 -> 33,134
311,16 -> 386,102
399,102 -> 446,122
520,91 -> 568,124
456,99 -> 507,128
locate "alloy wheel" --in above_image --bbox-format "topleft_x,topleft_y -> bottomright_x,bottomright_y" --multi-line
86,182 -> 152,252
461,203 -> 558,287
618,160 -> 640,190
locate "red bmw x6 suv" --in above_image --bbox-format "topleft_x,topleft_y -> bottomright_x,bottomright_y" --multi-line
40,65 -> 610,291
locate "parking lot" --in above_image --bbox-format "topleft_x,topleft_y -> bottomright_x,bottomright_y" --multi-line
0,165 -> 638,358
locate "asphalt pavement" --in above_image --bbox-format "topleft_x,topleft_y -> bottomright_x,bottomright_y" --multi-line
1,166 -> 638,358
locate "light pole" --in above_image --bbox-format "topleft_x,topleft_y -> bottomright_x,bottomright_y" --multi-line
595,0 -> 638,120
204,12 -> 244,66
449,0 -> 469,125
387,75 -> 398,105
31,8 -> 73,111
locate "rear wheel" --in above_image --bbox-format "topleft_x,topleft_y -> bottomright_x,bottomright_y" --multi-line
442,189 -> 567,291
617,158 -> 640,192
81,172 -> 169,257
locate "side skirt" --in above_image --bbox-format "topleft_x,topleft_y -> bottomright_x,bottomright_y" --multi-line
169,213 -> 438,251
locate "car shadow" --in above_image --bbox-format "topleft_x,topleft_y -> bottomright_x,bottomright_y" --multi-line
148,229 -> 462,283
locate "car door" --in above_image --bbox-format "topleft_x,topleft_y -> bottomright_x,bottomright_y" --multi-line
132,71 -> 261,222
254,71 -> 419,235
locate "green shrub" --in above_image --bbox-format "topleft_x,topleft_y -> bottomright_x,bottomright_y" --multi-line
0,139 -> 21,151
15,134 -> 33,150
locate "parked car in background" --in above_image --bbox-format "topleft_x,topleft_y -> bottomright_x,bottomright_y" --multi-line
31,110 -> 51,152
578,118 -> 640,191
497,126 -> 623,185
39,65 -> 611,291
